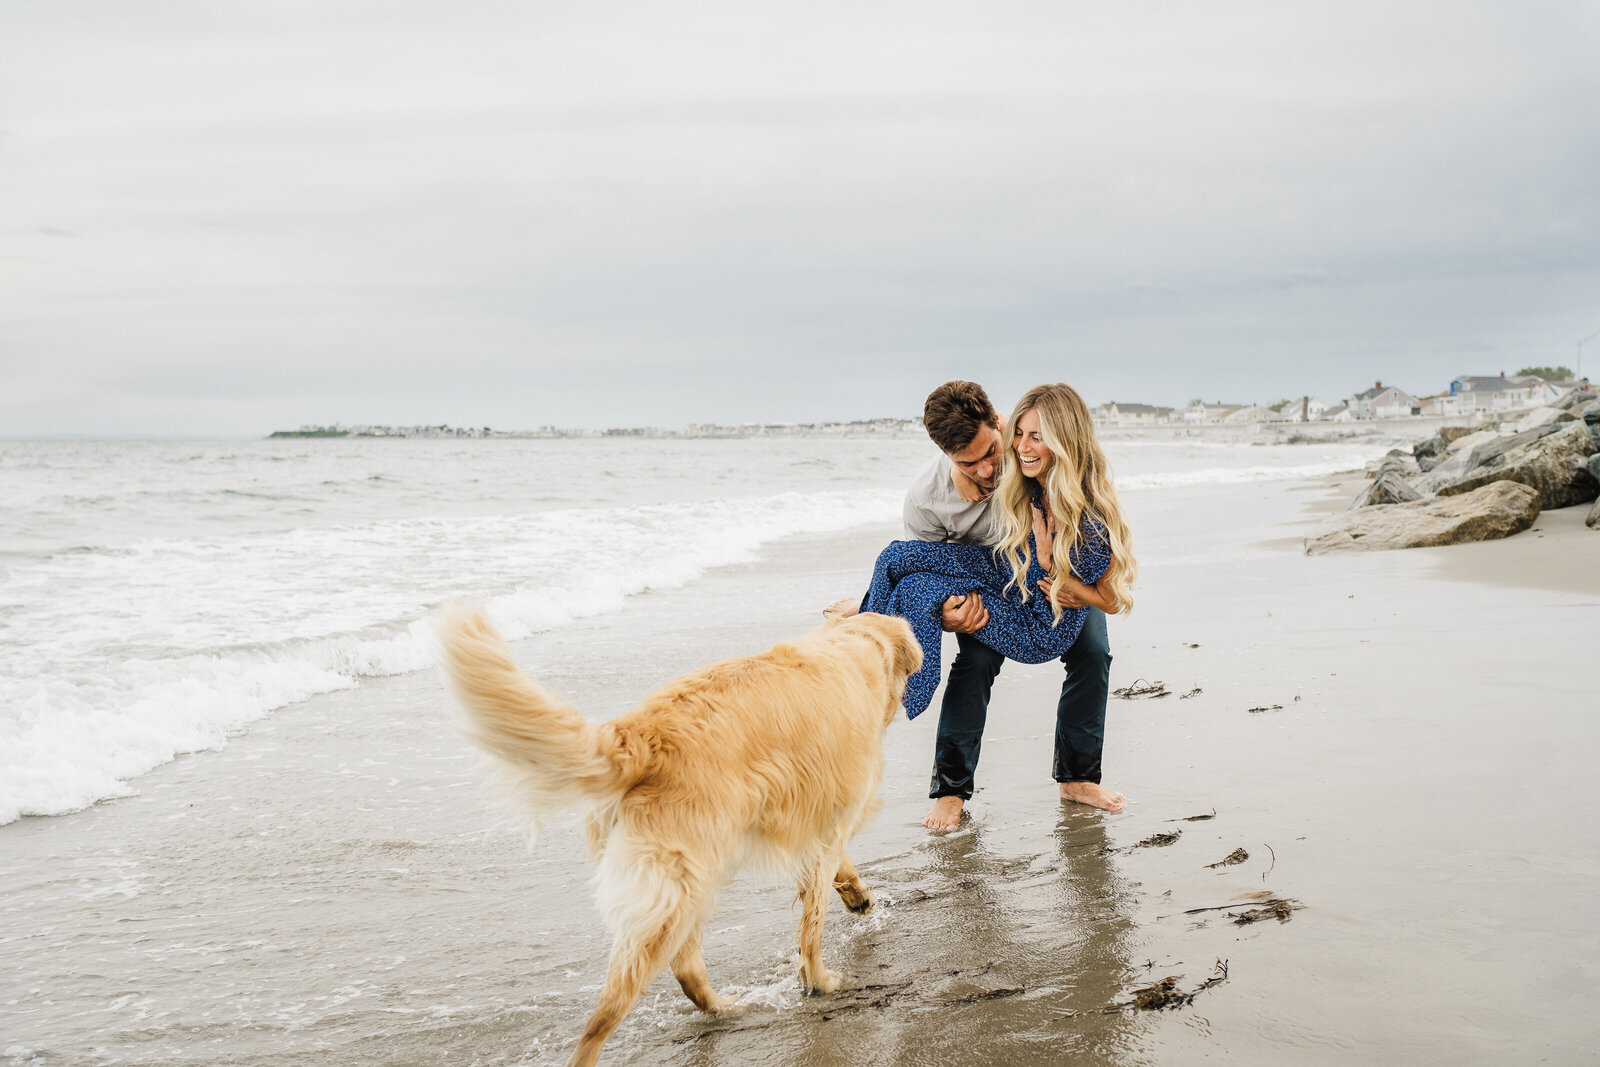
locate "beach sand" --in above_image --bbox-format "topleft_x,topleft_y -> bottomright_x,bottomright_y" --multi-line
3,475 -> 1597,1065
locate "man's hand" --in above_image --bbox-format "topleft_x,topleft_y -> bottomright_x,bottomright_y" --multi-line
941,592 -> 989,633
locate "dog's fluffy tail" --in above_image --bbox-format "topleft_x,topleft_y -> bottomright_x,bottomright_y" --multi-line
437,608 -> 627,836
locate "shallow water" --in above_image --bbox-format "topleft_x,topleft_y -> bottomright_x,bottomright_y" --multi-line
1,434 -> 1385,824
2,520 -> 1161,1066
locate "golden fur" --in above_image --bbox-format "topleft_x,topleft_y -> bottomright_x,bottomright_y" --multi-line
436,608 -> 922,1067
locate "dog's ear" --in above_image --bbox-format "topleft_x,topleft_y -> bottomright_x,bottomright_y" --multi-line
879,615 -> 922,680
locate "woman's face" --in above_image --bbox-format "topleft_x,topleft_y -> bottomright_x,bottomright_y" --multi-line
1013,407 -> 1053,480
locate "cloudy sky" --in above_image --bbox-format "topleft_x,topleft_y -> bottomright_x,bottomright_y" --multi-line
3,0 -> 1597,436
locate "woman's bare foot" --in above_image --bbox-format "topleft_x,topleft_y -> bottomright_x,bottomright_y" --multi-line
923,795 -> 965,831
1059,781 -> 1125,812
822,597 -> 860,620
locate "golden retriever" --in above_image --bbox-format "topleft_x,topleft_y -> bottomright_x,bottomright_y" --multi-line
436,608 -> 921,1067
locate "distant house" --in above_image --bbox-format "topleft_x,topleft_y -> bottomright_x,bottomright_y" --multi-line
1268,397 -> 1327,422
1520,380 -> 1567,406
1349,381 -> 1421,419
1507,375 -> 1569,406
1447,375 -> 1536,413
1182,400 -> 1248,424
1222,405 -> 1272,424
1322,402 -> 1353,422
1096,401 -> 1174,426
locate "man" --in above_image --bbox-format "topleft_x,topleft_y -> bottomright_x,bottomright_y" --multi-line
906,381 -> 1124,830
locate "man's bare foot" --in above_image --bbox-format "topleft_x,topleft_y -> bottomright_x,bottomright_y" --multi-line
1059,781 -> 1125,812
822,597 -> 860,620
923,795 -> 965,831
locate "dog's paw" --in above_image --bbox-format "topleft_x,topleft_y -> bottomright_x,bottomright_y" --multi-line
801,967 -> 842,995
832,877 -> 874,914
703,993 -> 736,1013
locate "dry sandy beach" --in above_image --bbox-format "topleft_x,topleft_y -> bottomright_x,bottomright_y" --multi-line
4,471 -> 1597,1065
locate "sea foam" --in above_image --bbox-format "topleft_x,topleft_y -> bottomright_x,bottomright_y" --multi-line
0,489 -> 900,824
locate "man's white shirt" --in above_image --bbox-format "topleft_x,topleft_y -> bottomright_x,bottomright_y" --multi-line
901,453 -> 1004,546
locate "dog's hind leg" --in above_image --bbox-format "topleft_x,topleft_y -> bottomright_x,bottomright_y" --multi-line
831,852 -> 874,915
670,929 -> 731,1012
795,859 -> 841,994
573,858 -> 705,1067
569,913 -> 691,1067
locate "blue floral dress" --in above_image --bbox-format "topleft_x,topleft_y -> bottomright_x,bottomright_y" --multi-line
859,519 -> 1112,719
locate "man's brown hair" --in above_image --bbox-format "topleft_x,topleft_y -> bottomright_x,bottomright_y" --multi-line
922,381 -> 999,454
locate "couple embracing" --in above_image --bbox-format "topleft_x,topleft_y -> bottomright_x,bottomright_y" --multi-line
832,381 -> 1136,831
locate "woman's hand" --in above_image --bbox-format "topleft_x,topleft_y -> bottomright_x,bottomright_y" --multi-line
1038,573 -> 1119,614
1029,500 -> 1056,572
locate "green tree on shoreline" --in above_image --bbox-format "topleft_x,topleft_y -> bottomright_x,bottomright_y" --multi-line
1516,365 -> 1573,381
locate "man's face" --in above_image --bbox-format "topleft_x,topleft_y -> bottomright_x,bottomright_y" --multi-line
947,421 -> 1003,491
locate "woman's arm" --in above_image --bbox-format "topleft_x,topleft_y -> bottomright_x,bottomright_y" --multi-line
1037,553 -> 1122,614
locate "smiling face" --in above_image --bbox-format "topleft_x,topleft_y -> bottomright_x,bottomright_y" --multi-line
946,420 -> 1002,491
1013,407 -> 1053,480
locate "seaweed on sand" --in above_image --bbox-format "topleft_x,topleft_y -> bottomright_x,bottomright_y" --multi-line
1204,848 -> 1249,868
1230,898 -> 1303,925
1183,896 -> 1304,925
1052,960 -> 1231,1017
1113,678 -> 1170,699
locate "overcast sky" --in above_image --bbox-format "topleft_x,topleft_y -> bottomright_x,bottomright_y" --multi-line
3,0 -> 1598,436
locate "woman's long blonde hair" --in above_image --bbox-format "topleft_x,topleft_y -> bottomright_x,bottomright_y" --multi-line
995,383 -> 1137,620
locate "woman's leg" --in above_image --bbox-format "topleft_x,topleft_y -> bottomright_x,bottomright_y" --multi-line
860,544 -> 977,721
1053,608 -> 1124,812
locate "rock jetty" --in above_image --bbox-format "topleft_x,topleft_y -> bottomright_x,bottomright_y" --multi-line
1307,482 -> 1542,554
1308,387 -> 1600,553
1589,453 -> 1600,530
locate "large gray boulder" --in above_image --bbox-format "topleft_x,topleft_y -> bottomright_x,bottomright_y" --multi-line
1510,407 -> 1576,433
1445,429 -> 1500,455
1366,448 -> 1421,480
1589,452 -> 1600,484
1306,481 -> 1541,554
1349,470 -> 1424,508
1589,497 -> 1600,530
1465,422 -> 1565,470
1416,424 -> 1573,494
1435,422 -> 1599,509
1557,388 -> 1596,410
1414,446 -> 1481,494
1438,425 -> 1478,445
1413,435 -> 1447,461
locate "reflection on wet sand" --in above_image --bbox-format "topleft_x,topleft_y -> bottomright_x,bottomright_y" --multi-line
655,809 -> 1144,1067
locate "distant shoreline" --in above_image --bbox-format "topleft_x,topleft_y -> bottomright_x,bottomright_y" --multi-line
267,419 -> 926,440
265,418 -> 1447,444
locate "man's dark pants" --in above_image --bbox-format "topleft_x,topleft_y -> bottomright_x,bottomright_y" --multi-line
928,608 -> 1111,799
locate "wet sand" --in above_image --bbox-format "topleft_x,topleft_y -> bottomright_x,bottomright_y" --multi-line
4,477 -> 1598,1064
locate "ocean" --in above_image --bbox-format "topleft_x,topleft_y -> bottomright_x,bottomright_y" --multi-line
0,433 -> 1389,826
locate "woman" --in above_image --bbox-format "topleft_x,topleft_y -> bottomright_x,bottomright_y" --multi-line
854,384 -> 1137,720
